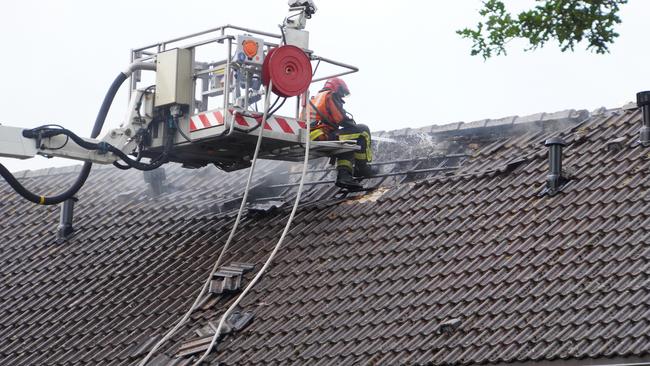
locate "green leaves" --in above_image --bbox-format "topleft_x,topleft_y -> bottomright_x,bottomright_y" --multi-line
457,0 -> 628,60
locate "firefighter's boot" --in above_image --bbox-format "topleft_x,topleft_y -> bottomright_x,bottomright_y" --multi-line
336,168 -> 363,190
354,161 -> 377,179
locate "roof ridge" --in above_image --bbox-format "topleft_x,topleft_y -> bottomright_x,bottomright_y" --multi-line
414,105 -> 640,188
376,108 -> 592,138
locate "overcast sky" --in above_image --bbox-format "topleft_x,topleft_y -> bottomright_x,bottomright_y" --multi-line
1,0 -> 649,172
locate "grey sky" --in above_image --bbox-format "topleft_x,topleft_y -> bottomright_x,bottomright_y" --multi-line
1,0 -> 648,172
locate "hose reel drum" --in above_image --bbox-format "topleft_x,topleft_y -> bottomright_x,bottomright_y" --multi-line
262,45 -> 312,97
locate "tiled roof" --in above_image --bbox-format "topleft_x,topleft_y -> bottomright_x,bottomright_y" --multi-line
0,108 -> 648,365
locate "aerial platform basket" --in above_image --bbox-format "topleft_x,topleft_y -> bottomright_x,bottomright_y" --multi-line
128,22 -> 360,170
0,1 -> 364,206
163,107 -> 358,170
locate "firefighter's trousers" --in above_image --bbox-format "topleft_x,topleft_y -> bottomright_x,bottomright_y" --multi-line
310,123 -> 372,172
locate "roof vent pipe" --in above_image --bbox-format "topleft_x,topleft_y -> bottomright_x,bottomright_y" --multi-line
637,91 -> 650,144
143,168 -> 167,196
57,197 -> 77,242
544,137 -> 567,196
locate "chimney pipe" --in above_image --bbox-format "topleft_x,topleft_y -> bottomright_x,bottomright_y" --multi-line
637,91 -> 650,144
143,168 -> 167,196
57,198 -> 77,242
544,137 -> 567,195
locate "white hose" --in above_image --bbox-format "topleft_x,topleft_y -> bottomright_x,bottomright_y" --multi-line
138,83 -> 274,366
193,92 -> 312,365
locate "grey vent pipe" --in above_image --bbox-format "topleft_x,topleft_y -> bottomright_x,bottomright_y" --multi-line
637,91 -> 650,144
143,168 -> 166,196
544,137 -> 567,195
57,198 -> 77,242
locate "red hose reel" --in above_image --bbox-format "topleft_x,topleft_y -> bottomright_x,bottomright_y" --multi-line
262,45 -> 312,98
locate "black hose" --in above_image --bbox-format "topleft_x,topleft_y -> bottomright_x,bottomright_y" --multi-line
92,73 -> 129,138
268,95 -> 282,112
268,98 -> 287,117
113,161 -> 132,170
173,115 -> 192,142
23,127 -> 167,171
0,72 -> 129,205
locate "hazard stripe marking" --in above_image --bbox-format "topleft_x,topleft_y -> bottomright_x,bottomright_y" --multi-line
189,118 -> 198,132
236,115 -> 250,127
275,118 -> 295,134
189,110 -> 303,135
214,111 -> 224,125
198,114 -> 211,128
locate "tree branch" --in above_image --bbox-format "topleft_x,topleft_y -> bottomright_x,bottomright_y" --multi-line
458,0 -> 628,60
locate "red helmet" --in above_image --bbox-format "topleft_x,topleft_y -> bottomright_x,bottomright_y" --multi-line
324,77 -> 350,96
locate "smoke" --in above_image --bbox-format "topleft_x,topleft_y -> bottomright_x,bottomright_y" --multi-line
372,131 -> 458,162
246,160 -> 292,202
372,136 -> 397,143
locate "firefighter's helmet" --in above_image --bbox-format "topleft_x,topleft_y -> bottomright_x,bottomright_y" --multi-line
324,77 -> 350,97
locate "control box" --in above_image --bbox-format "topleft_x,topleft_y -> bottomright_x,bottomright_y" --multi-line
155,48 -> 192,107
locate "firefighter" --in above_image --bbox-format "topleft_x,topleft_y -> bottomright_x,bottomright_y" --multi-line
309,78 -> 374,190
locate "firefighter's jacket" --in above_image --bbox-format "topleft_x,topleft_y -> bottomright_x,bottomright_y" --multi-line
308,90 -> 373,163
309,90 -> 349,133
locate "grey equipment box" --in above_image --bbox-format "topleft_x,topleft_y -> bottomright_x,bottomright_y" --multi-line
155,48 -> 192,107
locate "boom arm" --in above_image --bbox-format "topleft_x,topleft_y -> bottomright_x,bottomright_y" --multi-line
0,89 -> 155,164
0,126 -> 117,164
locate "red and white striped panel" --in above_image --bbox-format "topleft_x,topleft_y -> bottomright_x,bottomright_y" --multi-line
261,116 -> 307,135
189,110 -> 225,131
189,110 -> 307,135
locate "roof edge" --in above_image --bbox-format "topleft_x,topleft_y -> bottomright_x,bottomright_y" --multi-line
375,108 -> 591,138
374,101 -> 639,138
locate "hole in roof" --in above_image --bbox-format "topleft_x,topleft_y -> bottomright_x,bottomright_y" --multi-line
344,187 -> 390,204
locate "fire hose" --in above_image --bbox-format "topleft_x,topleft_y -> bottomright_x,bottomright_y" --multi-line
139,44 -> 313,365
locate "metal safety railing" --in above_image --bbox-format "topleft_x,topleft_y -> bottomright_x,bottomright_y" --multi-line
128,24 -> 358,122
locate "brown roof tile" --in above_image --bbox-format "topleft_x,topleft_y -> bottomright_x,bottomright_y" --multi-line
0,109 -> 648,365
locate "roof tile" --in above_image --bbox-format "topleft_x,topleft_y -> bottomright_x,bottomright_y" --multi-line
0,108 -> 648,365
